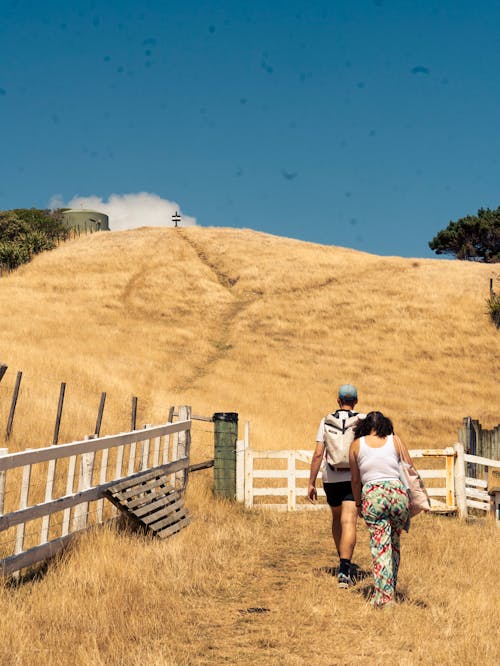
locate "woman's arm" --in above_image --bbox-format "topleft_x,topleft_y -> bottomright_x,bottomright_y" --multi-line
349,438 -> 362,513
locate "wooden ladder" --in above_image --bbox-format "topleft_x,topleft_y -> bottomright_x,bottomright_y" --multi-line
105,468 -> 191,539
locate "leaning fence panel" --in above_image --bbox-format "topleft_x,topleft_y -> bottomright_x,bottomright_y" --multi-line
0,419 -> 191,576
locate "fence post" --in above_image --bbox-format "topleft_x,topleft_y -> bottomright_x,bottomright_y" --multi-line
15,450 -> 33,558
162,405 -> 175,465
235,421 -> 251,504
236,439 -> 246,503
73,436 -> 96,531
454,443 -> 468,519
141,424 -> 151,470
5,371 -> 22,440
52,382 -> 66,445
94,392 -> 106,437
288,451 -> 297,511
244,447 -> 254,508
40,453 -> 57,544
178,406 -> 191,488
0,448 -> 9,515
213,412 -> 238,499
62,454 -> 78,536
131,396 -> 138,431
445,450 -> 455,509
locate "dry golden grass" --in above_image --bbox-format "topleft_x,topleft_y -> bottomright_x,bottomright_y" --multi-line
0,478 -> 497,665
0,226 -> 498,664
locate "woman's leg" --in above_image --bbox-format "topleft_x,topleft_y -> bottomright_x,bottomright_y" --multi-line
389,484 -> 409,590
391,529 -> 401,588
362,483 -> 396,606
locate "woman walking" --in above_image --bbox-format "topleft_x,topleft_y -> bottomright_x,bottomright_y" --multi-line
349,411 -> 412,607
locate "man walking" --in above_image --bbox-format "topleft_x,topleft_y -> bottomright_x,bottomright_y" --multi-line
308,384 -> 365,588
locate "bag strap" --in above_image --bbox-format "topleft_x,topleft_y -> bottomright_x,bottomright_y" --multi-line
394,434 -> 410,465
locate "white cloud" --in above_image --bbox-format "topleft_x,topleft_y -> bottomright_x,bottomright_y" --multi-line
49,192 -> 197,230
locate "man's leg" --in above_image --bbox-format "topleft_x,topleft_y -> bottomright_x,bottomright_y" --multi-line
330,505 -> 342,555
339,500 -> 357,560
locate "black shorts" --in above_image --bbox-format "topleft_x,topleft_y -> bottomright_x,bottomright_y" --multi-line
323,481 -> 354,507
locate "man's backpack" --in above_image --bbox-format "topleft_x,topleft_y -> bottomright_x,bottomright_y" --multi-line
323,410 -> 365,470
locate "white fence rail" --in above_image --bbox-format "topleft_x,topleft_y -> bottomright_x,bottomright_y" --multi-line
0,412 -> 191,576
464,452 -> 500,513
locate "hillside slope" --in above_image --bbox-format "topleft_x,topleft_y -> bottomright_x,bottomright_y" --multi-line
0,226 -> 497,451
0,227 -> 498,665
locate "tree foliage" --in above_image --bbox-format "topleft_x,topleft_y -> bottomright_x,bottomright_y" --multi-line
429,207 -> 500,262
0,208 -> 68,271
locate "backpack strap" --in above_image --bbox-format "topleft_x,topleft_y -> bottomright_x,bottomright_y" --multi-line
326,410 -> 359,434
331,410 -> 358,419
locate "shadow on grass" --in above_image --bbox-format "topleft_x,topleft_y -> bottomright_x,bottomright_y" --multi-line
354,582 -> 428,608
314,562 -> 371,581
5,561 -> 50,588
314,564 -> 428,607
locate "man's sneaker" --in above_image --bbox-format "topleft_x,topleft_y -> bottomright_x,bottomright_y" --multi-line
338,572 -> 354,589
348,563 -> 359,583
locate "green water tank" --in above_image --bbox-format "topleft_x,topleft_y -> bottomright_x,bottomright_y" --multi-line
61,209 -> 110,232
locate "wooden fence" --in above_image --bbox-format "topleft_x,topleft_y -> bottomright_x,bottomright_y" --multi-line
463,451 -> 500,514
458,418 -> 500,463
0,409 -> 192,576
238,441 -> 500,520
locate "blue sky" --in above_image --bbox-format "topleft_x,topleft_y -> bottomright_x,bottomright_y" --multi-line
1,0 -> 499,257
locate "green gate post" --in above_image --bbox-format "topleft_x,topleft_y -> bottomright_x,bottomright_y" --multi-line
213,412 -> 238,499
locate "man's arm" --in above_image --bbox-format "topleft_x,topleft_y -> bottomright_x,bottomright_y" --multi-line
308,441 -> 325,502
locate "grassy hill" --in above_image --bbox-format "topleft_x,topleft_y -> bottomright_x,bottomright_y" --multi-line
0,226 -> 498,451
0,227 -> 498,664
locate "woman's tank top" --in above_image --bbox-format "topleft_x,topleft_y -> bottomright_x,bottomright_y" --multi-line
357,434 -> 400,485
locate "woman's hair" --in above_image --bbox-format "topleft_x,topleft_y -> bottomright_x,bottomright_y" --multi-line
354,411 -> 394,439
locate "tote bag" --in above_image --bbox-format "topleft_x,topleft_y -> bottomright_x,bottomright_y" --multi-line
394,436 -> 431,517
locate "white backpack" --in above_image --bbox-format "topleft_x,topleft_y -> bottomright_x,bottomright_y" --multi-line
323,410 -> 366,469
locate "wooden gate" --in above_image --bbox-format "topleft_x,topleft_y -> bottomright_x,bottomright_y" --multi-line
240,445 -> 459,513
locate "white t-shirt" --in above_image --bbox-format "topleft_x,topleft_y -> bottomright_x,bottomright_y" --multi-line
316,415 -> 351,484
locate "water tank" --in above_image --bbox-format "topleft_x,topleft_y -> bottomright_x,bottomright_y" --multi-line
61,209 -> 110,232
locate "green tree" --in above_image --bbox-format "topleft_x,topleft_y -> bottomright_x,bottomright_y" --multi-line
0,208 -> 68,271
429,207 -> 500,262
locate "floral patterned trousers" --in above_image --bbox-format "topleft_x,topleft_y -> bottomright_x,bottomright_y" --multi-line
361,480 -> 410,606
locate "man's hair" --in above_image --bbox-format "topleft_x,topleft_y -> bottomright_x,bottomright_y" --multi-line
354,411 -> 394,438
338,397 -> 357,408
